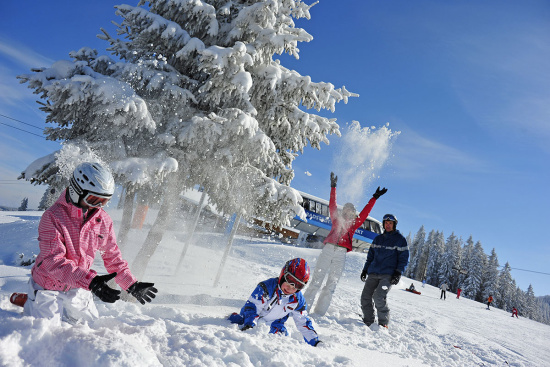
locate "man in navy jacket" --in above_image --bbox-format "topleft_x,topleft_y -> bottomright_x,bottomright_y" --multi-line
360,214 -> 409,328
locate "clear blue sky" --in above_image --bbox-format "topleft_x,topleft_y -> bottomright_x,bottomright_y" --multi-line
1,1 -> 549,296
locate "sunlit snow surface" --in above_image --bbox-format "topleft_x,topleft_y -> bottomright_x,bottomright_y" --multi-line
0,210 -> 548,366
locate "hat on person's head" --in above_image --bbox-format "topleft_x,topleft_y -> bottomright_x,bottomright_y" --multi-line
383,213 -> 398,230
343,202 -> 356,213
68,162 -> 114,207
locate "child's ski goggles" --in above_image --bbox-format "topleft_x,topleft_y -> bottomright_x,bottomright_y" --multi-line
284,272 -> 307,290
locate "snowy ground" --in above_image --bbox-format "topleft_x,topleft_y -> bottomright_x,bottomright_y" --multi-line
1,210 -> 549,366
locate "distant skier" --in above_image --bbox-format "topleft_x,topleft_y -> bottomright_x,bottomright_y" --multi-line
511,307 -> 519,318
360,213 -> 409,328
229,258 -> 321,347
456,287 -> 462,299
10,162 -> 157,324
440,283 -> 448,300
487,295 -> 494,310
303,172 -> 387,316
422,279 -> 426,288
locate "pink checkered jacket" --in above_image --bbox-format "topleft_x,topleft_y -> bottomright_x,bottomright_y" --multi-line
31,189 -> 137,292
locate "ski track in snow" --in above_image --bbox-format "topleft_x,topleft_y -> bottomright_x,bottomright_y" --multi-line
0,210 -> 549,366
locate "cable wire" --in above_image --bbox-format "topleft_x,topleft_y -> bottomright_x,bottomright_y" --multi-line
0,122 -> 45,138
0,113 -> 43,130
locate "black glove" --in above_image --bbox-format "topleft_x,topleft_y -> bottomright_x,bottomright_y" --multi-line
241,324 -> 253,331
330,172 -> 338,188
89,272 -> 121,303
127,281 -> 158,305
313,340 -> 322,347
390,270 -> 401,285
361,269 -> 368,282
373,186 -> 388,199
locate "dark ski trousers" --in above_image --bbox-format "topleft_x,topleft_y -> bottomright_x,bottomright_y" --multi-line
440,290 -> 446,300
360,274 -> 392,326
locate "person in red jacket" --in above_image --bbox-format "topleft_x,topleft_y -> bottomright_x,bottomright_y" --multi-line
487,295 -> 494,310
10,162 -> 157,324
456,287 -> 462,299
511,307 -> 519,318
303,172 -> 387,316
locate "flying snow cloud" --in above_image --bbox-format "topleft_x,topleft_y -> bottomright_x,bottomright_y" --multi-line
333,121 -> 399,204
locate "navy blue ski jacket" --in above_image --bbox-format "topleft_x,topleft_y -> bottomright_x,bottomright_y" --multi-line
363,230 -> 409,275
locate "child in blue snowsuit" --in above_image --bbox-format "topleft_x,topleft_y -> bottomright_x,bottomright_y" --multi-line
229,258 -> 321,346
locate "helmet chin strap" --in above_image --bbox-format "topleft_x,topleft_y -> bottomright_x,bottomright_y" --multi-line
66,186 -> 87,209
66,188 -> 79,206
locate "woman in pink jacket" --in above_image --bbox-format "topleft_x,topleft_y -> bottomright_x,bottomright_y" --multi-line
11,162 -> 157,324
303,172 -> 386,316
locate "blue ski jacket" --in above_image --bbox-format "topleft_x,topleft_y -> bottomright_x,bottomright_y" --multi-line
363,230 -> 409,275
234,278 -> 319,346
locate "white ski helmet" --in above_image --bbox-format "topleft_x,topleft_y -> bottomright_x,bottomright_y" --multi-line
68,162 -> 115,206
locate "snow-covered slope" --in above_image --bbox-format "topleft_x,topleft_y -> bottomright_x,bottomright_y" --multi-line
1,210 -> 548,366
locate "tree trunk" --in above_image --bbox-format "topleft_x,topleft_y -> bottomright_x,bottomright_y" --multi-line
117,187 -> 135,250
130,172 -> 181,280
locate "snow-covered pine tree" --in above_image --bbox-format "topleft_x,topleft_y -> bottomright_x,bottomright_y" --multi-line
18,198 -> 29,211
450,236 -> 463,291
414,228 -> 435,281
19,1 -> 357,277
537,296 -> 550,325
405,225 -> 425,279
97,0 -> 354,224
481,248 -> 499,303
525,284 -> 541,321
438,232 -> 461,288
406,232 -> 413,248
458,235 -> 474,289
37,186 -> 58,210
495,262 -> 514,311
18,152 -> 68,196
462,240 -> 486,300
425,231 -> 444,286
511,285 -> 525,316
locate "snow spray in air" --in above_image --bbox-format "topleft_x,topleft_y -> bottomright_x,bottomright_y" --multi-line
333,121 -> 399,204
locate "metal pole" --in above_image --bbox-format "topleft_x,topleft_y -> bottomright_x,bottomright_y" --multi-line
214,212 -> 242,287
174,189 -> 207,274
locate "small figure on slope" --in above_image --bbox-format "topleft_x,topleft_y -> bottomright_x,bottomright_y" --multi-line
405,282 -> 421,295
487,295 -> 494,310
511,307 -> 519,318
440,283 -> 448,300
229,258 -> 321,347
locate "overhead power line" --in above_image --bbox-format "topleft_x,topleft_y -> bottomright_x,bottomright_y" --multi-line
0,113 -> 43,130
505,267 -> 550,276
0,121 -> 45,138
